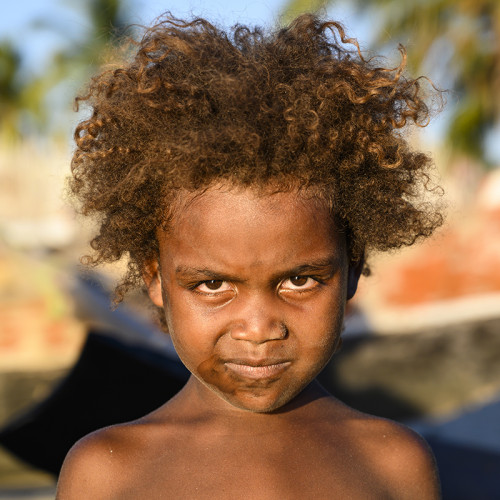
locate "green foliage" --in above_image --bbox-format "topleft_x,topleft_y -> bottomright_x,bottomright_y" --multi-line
0,42 -> 21,100
280,0 -> 330,24
0,0 -> 133,141
0,41 -> 47,140
0,42 -> 24,139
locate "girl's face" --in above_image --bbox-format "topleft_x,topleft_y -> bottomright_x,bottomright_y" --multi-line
145,185 -> 359,413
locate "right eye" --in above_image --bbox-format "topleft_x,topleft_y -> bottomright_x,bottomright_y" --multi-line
195,280 -> 232,294
280,276 -> 319,292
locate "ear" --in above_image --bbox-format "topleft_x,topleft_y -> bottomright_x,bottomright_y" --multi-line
346,258 -> 364,300
143,260 -> 164,308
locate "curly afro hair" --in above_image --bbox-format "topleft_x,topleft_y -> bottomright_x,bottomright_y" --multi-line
70,13 -> 444,302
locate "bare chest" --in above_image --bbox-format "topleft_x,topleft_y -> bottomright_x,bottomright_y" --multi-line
117,434 -> 388,500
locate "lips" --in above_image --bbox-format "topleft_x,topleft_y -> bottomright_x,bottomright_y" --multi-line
224,360 -> 291,379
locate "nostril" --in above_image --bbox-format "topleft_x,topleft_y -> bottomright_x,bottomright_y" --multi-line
229,319 -> 288,342
279,323 -> 289,339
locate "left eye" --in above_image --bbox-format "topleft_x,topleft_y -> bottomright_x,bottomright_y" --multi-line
280,276 -> 318,291
195,280 -> 232,293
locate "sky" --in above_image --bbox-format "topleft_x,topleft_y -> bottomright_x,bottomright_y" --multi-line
1,0 -> 374,76
0,0 -> 274,73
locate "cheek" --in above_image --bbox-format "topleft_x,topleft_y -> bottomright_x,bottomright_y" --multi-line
301,290 -> 346,339
160,295 -> 210,363
295,295 -> 345,364
298,333 -> 338,372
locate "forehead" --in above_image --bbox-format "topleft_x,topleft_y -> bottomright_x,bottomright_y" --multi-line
166,184 -> 332,231
159,184 -> 346,266
189,184 -> 322,211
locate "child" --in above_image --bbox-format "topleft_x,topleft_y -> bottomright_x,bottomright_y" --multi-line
57,13 -> 443,498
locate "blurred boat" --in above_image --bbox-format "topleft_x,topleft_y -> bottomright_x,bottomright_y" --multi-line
409,397 -> 500,500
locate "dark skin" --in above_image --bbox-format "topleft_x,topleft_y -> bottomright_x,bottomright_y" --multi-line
57,185 -> 440,499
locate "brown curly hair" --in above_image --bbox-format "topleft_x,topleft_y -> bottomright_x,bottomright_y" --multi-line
70,13 -> 443,303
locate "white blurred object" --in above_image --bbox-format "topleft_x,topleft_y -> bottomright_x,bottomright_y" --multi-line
1,214 -> 76,250
477,169 -> 500,211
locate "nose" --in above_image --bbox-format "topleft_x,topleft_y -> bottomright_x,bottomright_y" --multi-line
229,295 -> 287,343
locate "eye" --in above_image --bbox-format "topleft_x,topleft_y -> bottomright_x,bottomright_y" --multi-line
280,276 -> 319,291
195,280 -> 232,294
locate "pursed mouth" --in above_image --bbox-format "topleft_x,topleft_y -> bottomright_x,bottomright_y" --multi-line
224,361 -> 291,379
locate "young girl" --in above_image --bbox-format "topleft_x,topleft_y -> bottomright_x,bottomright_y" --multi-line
57,13 -> 443,498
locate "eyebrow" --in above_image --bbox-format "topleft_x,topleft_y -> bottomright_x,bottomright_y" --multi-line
175,256 -> 341,283
175,266 -> 243,283
270,257 -> 343,283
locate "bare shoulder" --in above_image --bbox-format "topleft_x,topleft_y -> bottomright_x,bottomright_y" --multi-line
56,424 -> 128,499
56,416 -> 162,500
347,411 -> 441,500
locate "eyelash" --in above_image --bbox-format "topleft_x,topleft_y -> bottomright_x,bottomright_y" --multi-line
190,275 -> 323,295
281,276 -> 322,292
189,280 -> 232,295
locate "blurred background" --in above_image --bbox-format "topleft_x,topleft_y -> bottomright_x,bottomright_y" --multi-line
0,0 -> 499,498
